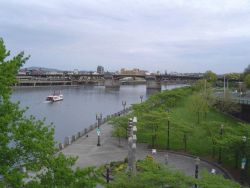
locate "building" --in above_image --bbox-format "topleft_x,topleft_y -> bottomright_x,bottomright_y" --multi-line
97,66 -> 104,74
120,68 -> 146,75
73,69 -> 79,75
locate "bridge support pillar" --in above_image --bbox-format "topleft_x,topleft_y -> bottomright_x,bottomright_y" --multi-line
145,76 -> 161,90
104,75 -> 120,89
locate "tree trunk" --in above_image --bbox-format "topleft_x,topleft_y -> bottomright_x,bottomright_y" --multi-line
197,112 -> 200,124
235,150 -> 239,169
152,135 -> 154,148
212,146 -> 215,158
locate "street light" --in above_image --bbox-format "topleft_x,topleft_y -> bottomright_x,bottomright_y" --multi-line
218,124 -> 224,164
240,136 -> 247,184
96,113 -> 102,146
122,101 -> 126,112
140,95 -> 143,103
96,113 -> 102,129
194,157 -> 200,188
166,109 -> 170,150
106,164 -> 110,183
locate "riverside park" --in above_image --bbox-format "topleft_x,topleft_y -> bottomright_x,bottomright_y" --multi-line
1,1 -> 250,187
1,40 -> 250,187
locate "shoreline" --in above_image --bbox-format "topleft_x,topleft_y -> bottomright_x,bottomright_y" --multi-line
12,82 -> 184,89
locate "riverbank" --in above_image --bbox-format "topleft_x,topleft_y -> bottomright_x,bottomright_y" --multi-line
110,86 -> 250,185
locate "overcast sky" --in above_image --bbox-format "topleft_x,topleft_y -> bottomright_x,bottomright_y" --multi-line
0,0 -> 250,73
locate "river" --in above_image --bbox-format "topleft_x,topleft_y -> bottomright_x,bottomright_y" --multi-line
11,84 -> 185,143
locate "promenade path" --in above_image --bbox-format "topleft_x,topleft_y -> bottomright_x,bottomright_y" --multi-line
62,123 -> 226,177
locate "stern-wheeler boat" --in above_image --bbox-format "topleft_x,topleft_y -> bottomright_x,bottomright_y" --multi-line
46,91 -> 63,102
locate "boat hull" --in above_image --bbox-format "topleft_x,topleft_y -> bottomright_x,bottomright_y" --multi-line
46,94 -> 63,102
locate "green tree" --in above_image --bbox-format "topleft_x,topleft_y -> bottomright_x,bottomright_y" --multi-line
225,73 -> 242,81
108,157 -> 194,188
244,74 -> 250,88
213,90 -> 241,114
197,170 -> 242,188
243,64 -> 250,77
110,116 -> 129,146
0,38 -> 100,187
140,111 -> 168,148
204,70 -> 217,84
26,154 -> 101,187
188,93 -> 209,124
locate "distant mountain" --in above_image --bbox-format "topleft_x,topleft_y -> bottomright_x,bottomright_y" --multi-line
22,67 -> 63,72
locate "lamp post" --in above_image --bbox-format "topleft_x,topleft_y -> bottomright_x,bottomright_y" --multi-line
166,109 -> 170,150
218,124 -> 224,164
96,113 -> 102,146
194,157 -> 200,188
240,136 -> 247,184
106,164 -> 110,183
140,95 -> 143,103
122,101 -> 126,112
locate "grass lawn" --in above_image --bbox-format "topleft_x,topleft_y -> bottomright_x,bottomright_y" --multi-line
111,86 -> 250,176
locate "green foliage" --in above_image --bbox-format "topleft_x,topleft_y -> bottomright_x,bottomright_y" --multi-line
132,87 -> 193,122
26,154 -> 100,187
0,38 -> 29,100
188,92 -> 209,124
0,38 -> 56,187
244,64 -> 250,77
108,157 -> 241,188
244,74 -> 250,88
213,90 -> 241,114
108,157 -> 194,188
204,70 -> 217,84
193,79 -> 209,92
110,79 -> 250,176
139,111 -> 168,147
110,116 -> 129,146
197,170 -> 242,188
0,38 -> 101,187
225,73 -> 242,81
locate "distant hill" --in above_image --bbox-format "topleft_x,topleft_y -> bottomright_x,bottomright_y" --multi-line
21,67 -> 63,72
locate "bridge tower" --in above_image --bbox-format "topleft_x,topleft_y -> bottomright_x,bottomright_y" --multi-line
145,75 -> 161,90
104,74 -> 120,89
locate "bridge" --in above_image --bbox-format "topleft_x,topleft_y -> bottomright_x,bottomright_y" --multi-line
16,73 -> 201,89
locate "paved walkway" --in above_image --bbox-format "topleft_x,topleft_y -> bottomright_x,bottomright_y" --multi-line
62,123 -> 226,177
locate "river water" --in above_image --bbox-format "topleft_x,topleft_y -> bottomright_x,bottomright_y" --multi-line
11,84 -> 185,143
